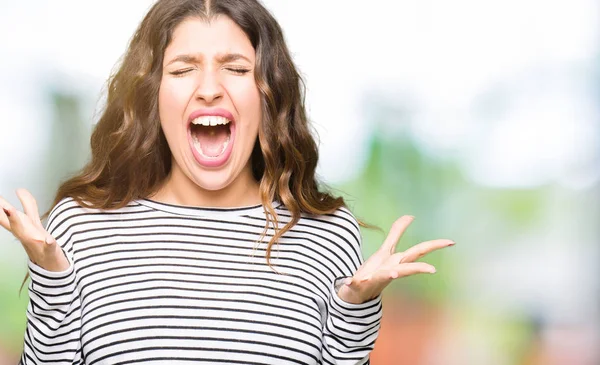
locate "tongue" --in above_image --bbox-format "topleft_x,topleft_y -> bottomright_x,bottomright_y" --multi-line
195,125 -> 230,157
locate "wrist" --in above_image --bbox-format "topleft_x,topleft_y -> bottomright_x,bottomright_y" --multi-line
338,284 -> 368,304
335,277 -> 365,304
38,247 -> 70,272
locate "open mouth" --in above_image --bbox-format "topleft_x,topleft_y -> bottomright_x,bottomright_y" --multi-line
190,116 -> 232,158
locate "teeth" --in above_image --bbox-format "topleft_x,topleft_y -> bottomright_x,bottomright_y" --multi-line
192,135 -> 231,158
191,115 -> 230,126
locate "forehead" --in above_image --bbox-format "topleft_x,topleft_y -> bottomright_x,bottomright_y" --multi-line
164,16 -> 255,61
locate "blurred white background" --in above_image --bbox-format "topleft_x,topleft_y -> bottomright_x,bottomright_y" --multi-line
1,1 -> 598,364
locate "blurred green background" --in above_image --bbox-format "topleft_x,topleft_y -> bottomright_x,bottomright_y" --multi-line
1,1 -> 598,364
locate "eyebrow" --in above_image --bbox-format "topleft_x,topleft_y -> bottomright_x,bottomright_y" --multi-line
165,53 -> 252,66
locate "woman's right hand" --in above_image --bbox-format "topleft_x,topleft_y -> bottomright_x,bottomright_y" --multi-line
0,188 -> 69,272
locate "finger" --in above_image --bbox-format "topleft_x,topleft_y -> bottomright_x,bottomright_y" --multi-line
0,207 -> 10,231
381,215 -> 414,255
0,197 -> 31,240
390,262 -> 436,278
0,196 -> 15,231
3,204 -> 25,238
16,188 -> 44,230
399,239 -> 455,263
44,235 -> 60,251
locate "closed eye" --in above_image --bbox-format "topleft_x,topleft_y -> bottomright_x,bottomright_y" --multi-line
168,68 -> 250,77
226,68 -> 251,75
169,68 -> 194,76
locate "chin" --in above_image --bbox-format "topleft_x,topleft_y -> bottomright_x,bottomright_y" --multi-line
188,166 -> 237,192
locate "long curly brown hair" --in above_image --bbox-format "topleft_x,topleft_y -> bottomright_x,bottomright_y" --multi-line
44,0 -> 358,269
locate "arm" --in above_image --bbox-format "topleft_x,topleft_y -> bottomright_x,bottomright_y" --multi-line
21,254 -> 83,364
0,191 -> 84,364
323,209 -> 454,365
321,277 -> 382,365
319,209 -> 383,365
322,213 -> 455,364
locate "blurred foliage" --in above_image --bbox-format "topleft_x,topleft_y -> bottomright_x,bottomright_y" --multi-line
0,266 -> 29,353
339,133 -> 462,302
1,84 -> 594,365
0,89 -> 90,355
41,90 -> 91,215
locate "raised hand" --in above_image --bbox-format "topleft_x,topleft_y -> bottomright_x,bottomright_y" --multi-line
0,188 -> 69,272
337,215 -> 454,304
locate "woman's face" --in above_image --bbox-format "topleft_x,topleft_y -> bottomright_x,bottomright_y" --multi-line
158,16 -> 261,195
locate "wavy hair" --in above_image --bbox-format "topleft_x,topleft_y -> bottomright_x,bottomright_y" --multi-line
44,0 -> 360,270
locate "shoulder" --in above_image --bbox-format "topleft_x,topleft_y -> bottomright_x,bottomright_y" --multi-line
313,206 -> 363,258
276,204 -> 364,268
306,206 -> 361,246
276,204 -> 362,242
45,197 -> 87,234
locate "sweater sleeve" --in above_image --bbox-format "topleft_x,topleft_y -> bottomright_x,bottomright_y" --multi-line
320,209 -> 383,365
20,198 -> 83,364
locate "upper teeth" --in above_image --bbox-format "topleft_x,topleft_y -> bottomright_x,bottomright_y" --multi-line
191,116 -> 231,126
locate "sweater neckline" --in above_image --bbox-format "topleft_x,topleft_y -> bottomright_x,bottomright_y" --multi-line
136,198 -> 279,218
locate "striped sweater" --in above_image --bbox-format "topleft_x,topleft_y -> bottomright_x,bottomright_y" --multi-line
21,197 -> 382,365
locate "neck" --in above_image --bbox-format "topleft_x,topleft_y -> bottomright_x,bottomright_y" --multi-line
150,164 -> 261,208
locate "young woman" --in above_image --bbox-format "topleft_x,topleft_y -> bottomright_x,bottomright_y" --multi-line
0,0 -> 454,364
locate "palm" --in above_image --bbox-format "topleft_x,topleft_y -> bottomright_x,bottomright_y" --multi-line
338,216 -> 454,304
14,209 -> 46,240
0,188 -> 68,271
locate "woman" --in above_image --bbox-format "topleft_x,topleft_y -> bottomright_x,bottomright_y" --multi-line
0,0 -> 453,364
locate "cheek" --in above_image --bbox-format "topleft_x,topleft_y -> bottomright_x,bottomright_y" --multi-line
229,81 -> 262,132
158,79 -> 191,125
158,80 -> 194,154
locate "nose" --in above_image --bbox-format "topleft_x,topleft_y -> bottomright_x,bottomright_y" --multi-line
194,71 -> 223,103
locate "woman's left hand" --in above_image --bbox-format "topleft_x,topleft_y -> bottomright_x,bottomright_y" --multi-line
337,215 -> 455,304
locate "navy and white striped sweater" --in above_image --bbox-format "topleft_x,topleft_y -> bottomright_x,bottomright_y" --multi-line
21,197 -> 382,365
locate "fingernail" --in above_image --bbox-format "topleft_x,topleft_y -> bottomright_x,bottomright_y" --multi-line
3,208 -> 10,217
448,241 -> 456,246
344,278 -> 353,286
